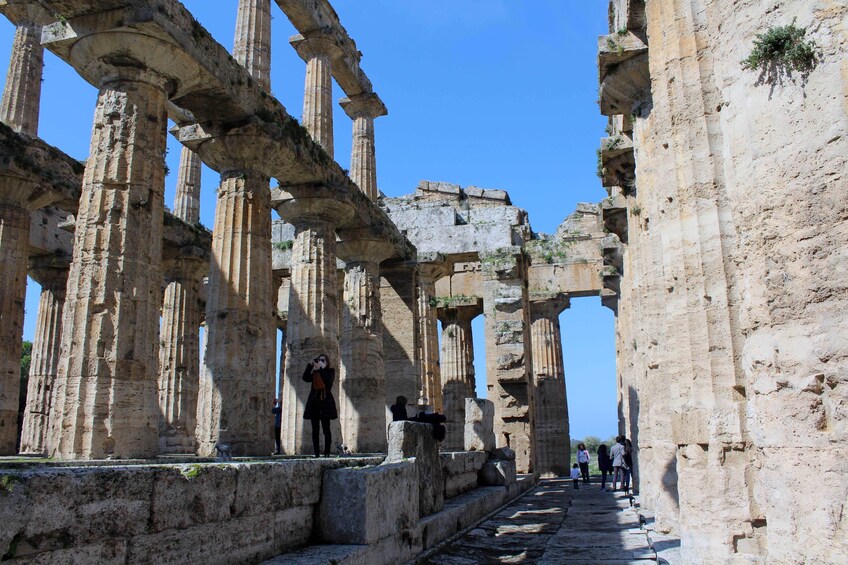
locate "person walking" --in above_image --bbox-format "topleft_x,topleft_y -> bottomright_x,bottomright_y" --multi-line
622,438 -> 634,494
597,443 -> 613,490
302,353 -> 338,458
577,442 -> 591,484
570,463 -> 581,490
610,436 -> 625,491
271,398 -> 282,455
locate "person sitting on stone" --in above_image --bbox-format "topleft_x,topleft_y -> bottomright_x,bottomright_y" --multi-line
390,395 -> 409,421
302,353 -> 338,458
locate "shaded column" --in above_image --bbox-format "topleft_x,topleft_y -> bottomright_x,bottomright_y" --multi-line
276,193 -> 353,454
337,234 -> 394,453
481,247 -> 535,473
48,78 -> 169,459
158,256 -> 205,454
381,261 -> 420,414
339,93 -> 387,200
292,34 -> 341,157
18,260 -> 68,454
172,147 -> 201,223
530,295 -> 570,478
0,17 -> 42,135
438,299 -> 482,451
233,0 -> 272,92
417,260 -> 449,413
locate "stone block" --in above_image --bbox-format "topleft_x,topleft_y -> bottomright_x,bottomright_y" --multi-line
444,472 -> 478,499
440,451 -> 489,475
274,505 -> 314,553
464,398 -> 496,451
232,460 -> 329,516
126,512 -> 278,565
479,459 -> 517,486
319,462 -> 418,544
386,421 -> 444,517
6,540 -> 127,564
150,464 -> 237,532
491,447 -> 516,460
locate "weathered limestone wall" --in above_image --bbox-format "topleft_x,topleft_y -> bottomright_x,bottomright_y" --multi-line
605,0 -> 848,562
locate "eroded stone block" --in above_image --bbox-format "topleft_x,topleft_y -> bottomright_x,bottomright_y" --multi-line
464,398 -> 495,451
386,421 -> 444,517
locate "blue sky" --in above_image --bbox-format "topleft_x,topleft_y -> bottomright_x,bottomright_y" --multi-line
2,1 -> 616,440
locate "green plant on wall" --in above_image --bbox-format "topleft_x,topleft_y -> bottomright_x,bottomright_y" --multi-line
741,21 -> 817,82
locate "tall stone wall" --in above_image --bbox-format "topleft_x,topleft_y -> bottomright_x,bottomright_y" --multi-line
605,0 -> 848,562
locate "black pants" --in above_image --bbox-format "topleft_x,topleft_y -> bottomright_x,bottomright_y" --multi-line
601,469 -> 609,489
572,478 -> 579,489
579,462 -> 590,483
311,418 -> 331,456
274,425 -> 281,454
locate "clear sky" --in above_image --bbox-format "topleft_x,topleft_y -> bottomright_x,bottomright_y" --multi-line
1,1 -> 617,440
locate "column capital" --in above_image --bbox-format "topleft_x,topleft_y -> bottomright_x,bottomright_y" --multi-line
529,292 -> 570,319
337,228 -> 394,264
272,184 -> 355,227
27,255 -> 70,289
418,254 -> 454,283
162,248 -> 208,283
339,93 -> 387,120
436,296 -> 483,324
290,33 -> 343,62
0,2 -> 52,27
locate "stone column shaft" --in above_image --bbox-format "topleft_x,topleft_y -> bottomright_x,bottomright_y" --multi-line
158,262 -> 204,454
233,0 -> 272,91
48,80 -> 168,459
18,265 -> 68,455
0,197 -> 29,454
339,258 -> 387,453
281,211 -> 347,454
173,147 -> 201,224
439,307 -> 477,451
417,271 -> 442,413
196,172 -> 275,456
295,37 -> 337,158
340,94 -> 386,201
0,21 -> 43,135
530,298 -> 570,478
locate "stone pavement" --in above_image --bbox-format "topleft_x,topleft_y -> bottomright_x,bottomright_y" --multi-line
415,478 -> 680,564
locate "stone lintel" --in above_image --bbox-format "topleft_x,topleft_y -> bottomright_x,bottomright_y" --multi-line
339,92 -> 387,120
275,0 -> 382,103
0,123 -> 84,210
528,292 -> 570,315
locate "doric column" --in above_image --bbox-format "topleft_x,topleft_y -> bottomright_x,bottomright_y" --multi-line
172,147 -> 201,223
195,171 -> 275,456
158,255 -> 206,454
233,0 -> 272,92
276,191 -> 353,454
339,93 -> 387,200
380,261 -> 420,412
417,259 -> 450,413
17,260 -> 67,455
530,295 -> 570,478
0,17 -> 43,135
438,299 -> 482,451
337,234 -> 394,453
292,34 -> 341,158
481,247 -> 535,473
48,78 -> 169,459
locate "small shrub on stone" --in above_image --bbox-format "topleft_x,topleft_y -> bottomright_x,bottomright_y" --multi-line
741,22 -> 817,80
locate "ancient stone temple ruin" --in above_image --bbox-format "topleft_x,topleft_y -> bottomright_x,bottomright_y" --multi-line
0,0 -> 845,563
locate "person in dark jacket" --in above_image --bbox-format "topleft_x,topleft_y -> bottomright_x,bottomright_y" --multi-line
302,353 -> 338,457
390,396 -> 409,422
597,443 -> 613,490
271,398 -> 282,455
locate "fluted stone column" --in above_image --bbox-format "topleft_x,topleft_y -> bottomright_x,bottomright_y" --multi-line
438,300 -> 481,451
481,247 -> 535,473
292,34 -> 340,157
277,195 -> 352,454
233,0 -> 271,92
195,171 -> 275,456
530,295 -> 570,478
18,260 -> 68,455
340,93 -> 387,200
158,257 -> 205,453
381,261 -> 421,412
173,147 -> 201,223
337,235 -> 394,453
0,18 -> 42,135
417,261 -> 449,413
48,79 -> 169,460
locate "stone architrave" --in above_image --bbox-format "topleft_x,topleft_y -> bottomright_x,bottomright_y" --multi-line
0,15 -> 43,135
276,191 -> 353,454
158,255 -> 206,454
417,259 -> 449,413
464,398 -> 495,452
48,79 -> 170,459
337,233 -> 394,453
438,299 -> 482,451
292,34 -> 342,158
18,260 -> 68,455
339,93 -> 387,201
481,247 -> 535,473
529,294 -> 570,478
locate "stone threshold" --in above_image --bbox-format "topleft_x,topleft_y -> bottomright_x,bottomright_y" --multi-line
263,475 -> 536,565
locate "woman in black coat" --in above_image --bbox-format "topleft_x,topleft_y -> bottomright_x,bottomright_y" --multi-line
302,353 -> 338,457
597,443 -> 613,491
